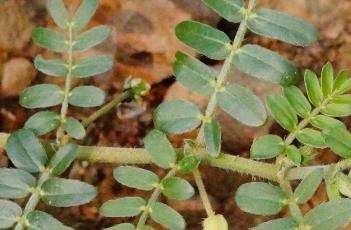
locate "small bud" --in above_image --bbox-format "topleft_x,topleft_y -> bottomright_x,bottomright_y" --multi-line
203,214 -> 228,230
124,77 -> 150,97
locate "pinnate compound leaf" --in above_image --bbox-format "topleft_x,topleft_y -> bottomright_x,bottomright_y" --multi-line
177,156 -> 201,175
235,182 -> 286,216
173,51 -> 215,95
175,21 -> 231,60
323,126 -> 351,158
231,44 -> 297,84
294,169 -> 323,204
303,199 -> 351,230
63,117 -> 86,140
218,84 -> 267,127
0,168 -> 36,199
305,70 -> 323,107
251,218 -> 298,230
250,135 -> 284,160
321,103 -> 351,117
311,115 -> 345,130
0,200 -> 22,229
34,55 -> 67,77
41,177 -> 96,207
296,128 -> 326,148
284,86 -> 311,118
150,202 -> 185,230
100,197 -> 145,217
104,224 -> 135,230
24,111 -> 60,136
47,0 -> 69,29
144,129 -> 176,168
72,55 -> 113,78
154,100 -> 202,134
321,62 -> 334,97
74,25 -> 111,52
32,28 -> 68,52
113,166 -> 159,191
27,211 -> 72,230
247,9 -> 318,46
6,129 -> 47,173
161,177 -> 194,200
20,84 -> 64,109
73,0 -> 98,31
203,0 -> 244,23
204,120 -> 221,157
48,144 -> 78,176
69,86 -> 105,107
266,93 -> 297,132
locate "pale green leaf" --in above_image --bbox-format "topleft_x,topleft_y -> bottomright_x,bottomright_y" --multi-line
310,115 -> 345,130
203,0 -> 244,23
333,70 -> 349,91
284,86 -> 311,118
72,0 -> 98,31
285,145 -> 301,165
0,200 -> 22,229
20,84 -> 64,109
100,197 -> 145,217
161,177 -> 194,200
69,86 -> 105,107
294,169 -> 323,204
250,135 -> 284,160
321,62 -> 334,97
204,120 -> 221,157
34,55 -> 67,77
63,117 -> 86,140
252,218 -> 297,230
74,25 -> 111,52
47,0 -> 69,29
321,103 -> 351,117
331,95 -> 351,104
296,128 -> 326,148
177,156 -> 201,175
48,144 -> 78,176
335,78 -> 351,95
0,168 -> 36,199
72,55 -> 113,78
25,111 -> 60,136
32,28 -> 68,52
27,211 -> 72,230
323,126 -> 351,158
150,202 -> 185,230
305,69 -> 323,107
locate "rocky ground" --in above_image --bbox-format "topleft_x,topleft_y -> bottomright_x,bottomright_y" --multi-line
1,0 -> 351,229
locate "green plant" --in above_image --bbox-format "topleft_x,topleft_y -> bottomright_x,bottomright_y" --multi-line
2,0 -> 351,230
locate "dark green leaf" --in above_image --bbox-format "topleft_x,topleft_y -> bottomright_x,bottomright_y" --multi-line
294,169 -> 323,204
323,126 -> 351,158
74,25 -> 111,52
284,86 -> 311,118
321,103 -> 351,117
333,70 -> 349,91
296,128 -> 326,148
69,86 -> 105,107
250,135 -> 284,160
232,44 -> 297,84
72,55 -> 113,78
48,144 -> 78,176
0,168 -> 36,199
247,8 -> 318,46
0,200 -> 22,229
177,156 -> 201,175
305,69 -> 323,106
34,55 -> 67,77
144,129 -> 176,168
113,166 -> 159,191
100,197 -> 145,217
32,28 -> 68,52
24,111 -> 60,136
20,84 -> 64,109
72,0 -> 98,31
311,115 -> 345,129
104,224 -> 135,230
252,218 -> 297,230
41,177 -> 96,207
218,84 -> 267,127
154,100 -> 202,135
161,177 -> 194,200
175,21 -> 231,60
321,62 -> 334,97
285,145 -> 301,165
203,0 -> 244,23
150,202 -> 185,230
47,0 -> 69,29
63,117 -> 86,140
6,129 -> 47,173
204,120 -> 221,157
27,211 -> 72,230
235,182 -> 286,216
173,51 -> 215,95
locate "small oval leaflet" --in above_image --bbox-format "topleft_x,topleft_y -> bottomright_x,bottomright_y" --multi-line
72,55 -> 114,78
305,69 -> 323,107
203,0 -> 244,23
20,84 -> 64,109
48,144 -> 79,176
24,111 -> 60,136
284,86 -> 311,118
74,25 -> 111,52
150,202 -> 186,230
0,168 -> 36,199
0,200 -> 22,229
204,120 -> 221,157
160,177 -> 195,200
27,210 -> 73,230
100,197 -> 146,218
32,28 -> 68,53
63,117 -> 86,140
34,55 -> 67,77
250,135 -> 284,160
296,128 -> 326,148
252,218 -> 298,230
69,86 -> 106,108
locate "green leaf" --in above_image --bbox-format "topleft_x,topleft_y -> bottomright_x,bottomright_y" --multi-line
41,177 -> 96,207
323,126 -> 351,158
235,182 -> 286,216
34,55 -> 67,77
331,95 -> 351,104
104,224 -> 135,230
32,28 -> 68,52
250,135 -> 284,160
27,211 -> 72,230
6,129 -> 47,173
0,168 -> 36,199
321,62 -> 334,97
47,0 -> 69,29
113,166 -> 159,191
63,117 -> 86,140
218,84 -> 267,127
294,169 -> 323,204
285,145 -> 301,165
303,199 -> 351,230
173,51 -> 215,95
284,86 -> 311,118
337,174 -> 351,198
175,21 -> 231,60
69,86 -> 105,107
24,111 -> 60,136
20,84 -> 64,109
321,103 -> 351,117
311,115 -> 345,129
203,0 -> 244,23
144,129 -> 176,168
150,202 -> 185,230
0,200 -> 22,229
72,0 -> 98,31
335,78 -> 351,94
72,55 -> 113,78
161,177 -> 194,200
266,93 -> 297,132
247,9 -> 318,46
204,120 -> 221,157
231,44 -> 297,84
177,156 -> 201,175
305,69 -> 323,107
74,25 -> 111,52
296,128 -> 326,148
333,70 -> 349,91
154,100 -> 202,135
100,197 -> 145,217
48,144 -> 78,176
252,218 -> 298,230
